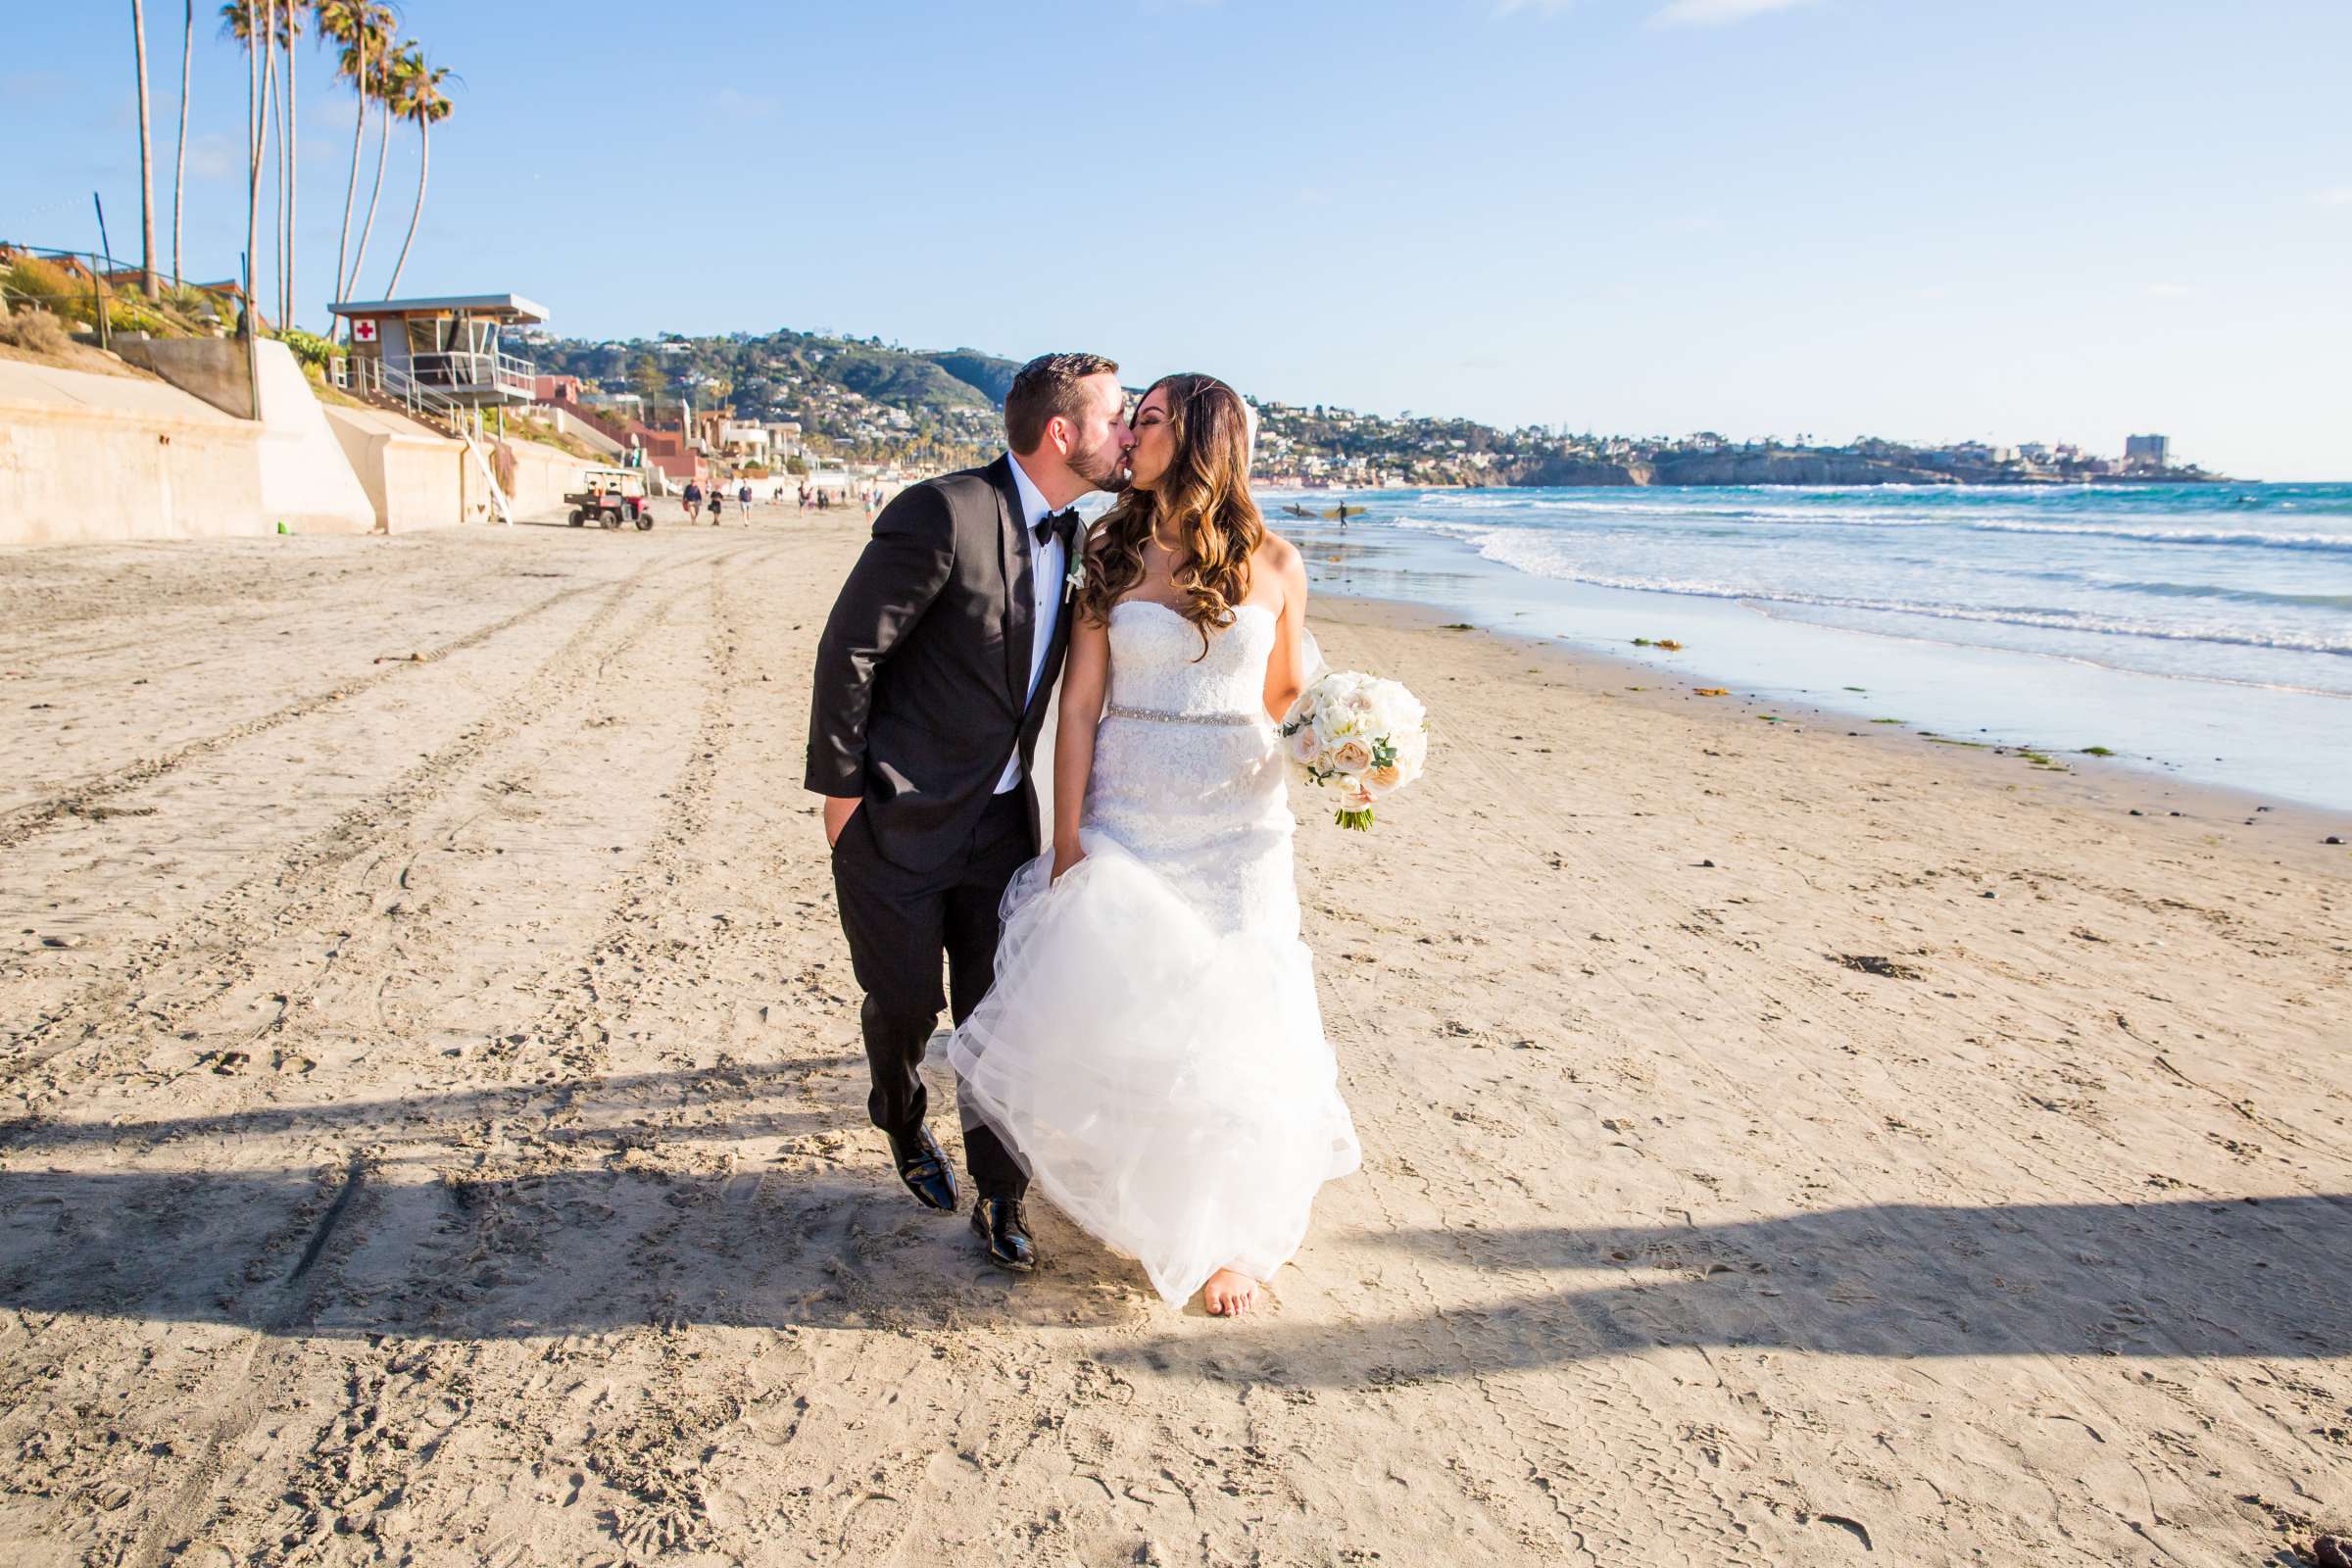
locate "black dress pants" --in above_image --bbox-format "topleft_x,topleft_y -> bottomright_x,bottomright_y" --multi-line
830,788 -> 1030,1200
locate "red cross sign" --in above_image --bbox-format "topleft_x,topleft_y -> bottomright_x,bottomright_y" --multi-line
353,318 -> 377,343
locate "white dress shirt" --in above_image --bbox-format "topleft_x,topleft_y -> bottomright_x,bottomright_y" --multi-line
995,451 -> 1066,794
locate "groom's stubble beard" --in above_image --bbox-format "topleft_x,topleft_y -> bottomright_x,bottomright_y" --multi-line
1069,429 -> 1132,496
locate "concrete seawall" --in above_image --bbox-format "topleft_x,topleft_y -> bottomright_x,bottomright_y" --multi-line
0,342 -> 374,544
500,439 -> 603,521
0,359 -> 266,544
323,405 -> 477,532
2,340 -> 600,544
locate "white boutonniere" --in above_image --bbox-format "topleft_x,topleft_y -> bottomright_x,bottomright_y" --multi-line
1063,560 -> 1086,596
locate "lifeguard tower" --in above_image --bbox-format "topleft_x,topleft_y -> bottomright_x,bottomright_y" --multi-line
325,293 -> 550,524
326,292 -> 545,431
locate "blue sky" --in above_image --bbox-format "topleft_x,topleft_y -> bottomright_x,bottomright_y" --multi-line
5,0 -> 2347,478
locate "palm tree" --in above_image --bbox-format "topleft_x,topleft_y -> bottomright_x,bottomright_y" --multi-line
344,41 -> 406,306
223,4 -> 303,325
380,48 -> 454,300
221,1 -> 276,329
132,0 -> 159,298
318,0 -> 396,329
172,1 -> 191,288
274,1 -> 302,328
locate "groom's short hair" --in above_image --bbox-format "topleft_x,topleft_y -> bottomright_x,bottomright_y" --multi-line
1006,352 -> 1119,455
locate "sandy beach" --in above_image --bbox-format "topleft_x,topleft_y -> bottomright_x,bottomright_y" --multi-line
1,515 -> 2346,1567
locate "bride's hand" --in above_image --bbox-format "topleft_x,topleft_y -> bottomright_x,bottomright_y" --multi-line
1051,840 -> 1086,882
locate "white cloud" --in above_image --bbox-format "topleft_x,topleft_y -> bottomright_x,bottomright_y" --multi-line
1652,0 -> 1819,26
2315,185 -> 2352,209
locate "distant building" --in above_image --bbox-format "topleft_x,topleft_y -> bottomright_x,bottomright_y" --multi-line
2125,433 -> 2172,468
715,419 -> 771,457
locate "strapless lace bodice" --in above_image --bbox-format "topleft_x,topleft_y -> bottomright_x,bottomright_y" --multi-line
1106,601 -> 1278,718
1084,602 -> 1292,937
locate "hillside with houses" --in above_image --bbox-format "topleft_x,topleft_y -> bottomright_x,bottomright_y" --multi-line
526,326 -> 2219,489
526,328 -> 1017,474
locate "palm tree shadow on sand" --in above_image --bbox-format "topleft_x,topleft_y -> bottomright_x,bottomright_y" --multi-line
0,1059 -> 1152,1340
1098,1194 -> 2351,1385
0,1161 -> 1152,1339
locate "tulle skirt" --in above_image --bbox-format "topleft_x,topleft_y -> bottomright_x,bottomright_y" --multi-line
948,830 -> 1360,1306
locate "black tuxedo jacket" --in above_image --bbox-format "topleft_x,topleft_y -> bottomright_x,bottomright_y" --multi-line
805,456 -> 1076,873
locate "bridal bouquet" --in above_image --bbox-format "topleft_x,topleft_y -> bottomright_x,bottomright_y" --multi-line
1281,671 -> 1429,830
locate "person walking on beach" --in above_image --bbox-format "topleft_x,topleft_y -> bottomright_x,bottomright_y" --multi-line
739,481 -> 755,518
807,353 -> 1133,1272
682,479 -> 703,525
708,486 -> 725,526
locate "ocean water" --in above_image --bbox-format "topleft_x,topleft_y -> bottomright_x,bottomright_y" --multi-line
1259,482 -> 2352,811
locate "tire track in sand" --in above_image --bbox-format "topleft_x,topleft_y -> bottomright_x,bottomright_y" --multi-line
0,543 -> 764,1102
0,547 -> 721,857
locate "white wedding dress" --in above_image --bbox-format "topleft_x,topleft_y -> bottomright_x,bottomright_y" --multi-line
949,600 -> 1361,1306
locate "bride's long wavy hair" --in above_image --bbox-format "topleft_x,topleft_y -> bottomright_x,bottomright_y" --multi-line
1079,372 -> 1262,659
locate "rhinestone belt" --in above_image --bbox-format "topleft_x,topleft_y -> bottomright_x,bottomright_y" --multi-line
1103,704 -> 1263,728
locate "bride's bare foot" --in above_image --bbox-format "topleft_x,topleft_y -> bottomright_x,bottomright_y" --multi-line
1201,1267 -> 1257,1317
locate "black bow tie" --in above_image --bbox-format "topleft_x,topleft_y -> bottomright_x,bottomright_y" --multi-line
1034,508 -> 1079,547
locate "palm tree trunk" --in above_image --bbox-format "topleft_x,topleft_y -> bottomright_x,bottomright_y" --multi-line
133,0 -> 159,298
283,14 -> 298,330
333,26 -> 366,335
383,114 -> 427,300
246,7 -> 273,336
265,24 -> 282,330
348,91 -> 390,301
172,0 -> 190,289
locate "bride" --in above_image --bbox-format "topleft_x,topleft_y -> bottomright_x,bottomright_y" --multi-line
949,372 -> 1361,1317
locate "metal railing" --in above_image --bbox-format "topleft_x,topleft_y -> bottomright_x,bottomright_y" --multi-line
334,354 -> 466,430
392,350 -> 536,400
0,243 -> 240,352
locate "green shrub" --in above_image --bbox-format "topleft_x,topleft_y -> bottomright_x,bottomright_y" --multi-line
168,282 -> 230,326
4,255 -> 99,323
277,326 -> 337,368
106,296 -> 172,335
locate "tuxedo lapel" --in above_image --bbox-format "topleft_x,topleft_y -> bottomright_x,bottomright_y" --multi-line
1025,567 -> 1077,722
988,457 -> 1033,711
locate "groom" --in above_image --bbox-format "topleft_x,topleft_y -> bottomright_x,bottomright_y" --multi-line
806,352 -> 1133,1272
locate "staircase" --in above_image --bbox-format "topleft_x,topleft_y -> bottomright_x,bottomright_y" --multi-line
332,357 -> 514,526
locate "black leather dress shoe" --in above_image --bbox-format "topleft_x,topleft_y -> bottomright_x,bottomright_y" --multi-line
970,1194 -> 1036,1272
886,1125 -> 958,1212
